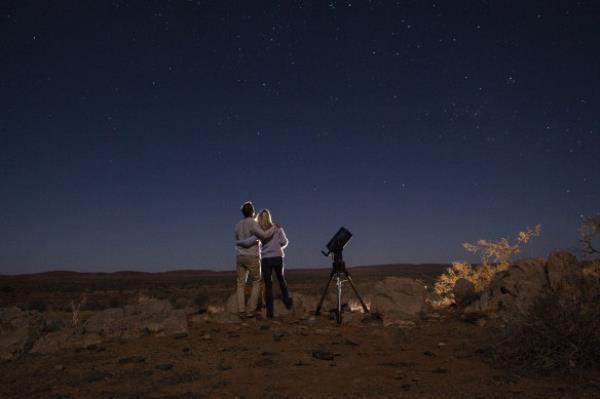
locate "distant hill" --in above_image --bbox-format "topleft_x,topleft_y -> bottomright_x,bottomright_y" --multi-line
0,263 -> 450,278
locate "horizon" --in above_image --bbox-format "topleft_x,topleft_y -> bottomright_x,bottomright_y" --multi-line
1,260 -> 456,277
2,2 -> 599,274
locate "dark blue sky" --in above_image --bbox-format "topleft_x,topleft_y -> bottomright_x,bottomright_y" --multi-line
2,1 -> 599,274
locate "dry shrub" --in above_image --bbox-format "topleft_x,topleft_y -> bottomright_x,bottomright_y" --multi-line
434,225 -> 541,301
434,261 -> 472,296
434,262 -> 509,300
582,260 -> 600,279
493,282 -> 600,372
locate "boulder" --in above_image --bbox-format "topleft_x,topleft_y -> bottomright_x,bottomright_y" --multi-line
453,278 -> 476,306
225,293 -> 239,314
367,277 -> 428,322
0,307 -> 44,361
29,329 -> 103,355
84,308 -> 125,337
83,298 -> 188,340
269,292 -> 315,318
546,250 -> 583,290
474,258 -> 547,314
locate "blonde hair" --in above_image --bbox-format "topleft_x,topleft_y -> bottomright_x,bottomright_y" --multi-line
257,209 -> 274,230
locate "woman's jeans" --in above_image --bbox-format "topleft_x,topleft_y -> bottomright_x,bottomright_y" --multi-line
261,256 -> 290,317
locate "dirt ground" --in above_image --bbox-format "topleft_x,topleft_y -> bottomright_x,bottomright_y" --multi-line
1,266 -> 599,398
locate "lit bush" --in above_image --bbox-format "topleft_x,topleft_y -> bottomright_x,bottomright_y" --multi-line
434,225 -> 541,301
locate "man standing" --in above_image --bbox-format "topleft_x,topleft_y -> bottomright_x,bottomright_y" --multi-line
234,201 -> 276,317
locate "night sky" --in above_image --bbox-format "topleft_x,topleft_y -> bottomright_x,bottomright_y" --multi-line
2,1 -> 599,274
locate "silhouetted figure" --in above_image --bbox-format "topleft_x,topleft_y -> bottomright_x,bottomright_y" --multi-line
234,201 -> 276,318
238,209 -> 292,318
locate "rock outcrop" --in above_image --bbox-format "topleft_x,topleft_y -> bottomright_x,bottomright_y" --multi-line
0,307 -> 44,360
453,278 -> 476,306
1,298 -> 190,358
465,251 -> 587,315
84,298 -> 188,339
366,277 -> 428,325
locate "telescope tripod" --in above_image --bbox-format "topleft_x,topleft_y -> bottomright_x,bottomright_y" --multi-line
315,249 -> 369,324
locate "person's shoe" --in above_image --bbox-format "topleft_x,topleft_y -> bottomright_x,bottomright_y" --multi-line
245,312 -> 255,318
266,310 -> 274,319
284,297 -> 294,310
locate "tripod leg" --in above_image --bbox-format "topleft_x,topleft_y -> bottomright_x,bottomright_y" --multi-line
315,271 -> 335,315
335,272 -> 342,324
345,271 -> 369,313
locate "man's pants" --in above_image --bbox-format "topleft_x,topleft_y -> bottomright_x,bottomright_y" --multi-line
236,255 -> 261,314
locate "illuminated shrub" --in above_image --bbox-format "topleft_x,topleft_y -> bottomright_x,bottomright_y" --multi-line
434,225 -> 541,302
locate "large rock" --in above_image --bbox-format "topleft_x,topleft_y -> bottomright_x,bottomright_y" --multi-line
225,293 -> 239,314
546,250 -> 583,290
83,298 -> 187,340
493,258 -> 547,313
366,277 -> 428,322
0,307 -> 45,361
469,258 -> 547,314
84,308 -> 125,337
453,278 -> 476,306
269,292 -> 315,318
30,329 -> 103,355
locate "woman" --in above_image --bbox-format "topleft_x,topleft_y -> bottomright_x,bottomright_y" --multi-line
237,209 -> 293,318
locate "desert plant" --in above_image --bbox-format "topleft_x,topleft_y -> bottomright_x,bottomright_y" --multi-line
463,224 -> 541,268
434,261 -> 473,297
434,225 -> 541,301
579,214 -> 600,256
71,293 -> 87,329
493,281 -> 600,372
582,260 -> 600,279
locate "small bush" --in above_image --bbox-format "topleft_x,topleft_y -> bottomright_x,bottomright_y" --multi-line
493,282 -> 600,372
434,225 -> 540,301
434,261 -> 507,301
583,260 -> 600,279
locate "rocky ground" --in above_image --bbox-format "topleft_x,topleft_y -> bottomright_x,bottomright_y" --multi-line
1,263 -> 599,398
2,313 -> 599,399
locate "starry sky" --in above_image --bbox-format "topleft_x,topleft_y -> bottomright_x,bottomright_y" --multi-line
2,1 -> 599,274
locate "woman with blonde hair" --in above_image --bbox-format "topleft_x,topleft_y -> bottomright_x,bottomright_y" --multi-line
237,209 -> 292,318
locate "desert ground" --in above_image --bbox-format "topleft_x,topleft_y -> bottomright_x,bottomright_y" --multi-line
1,264 -> 599,399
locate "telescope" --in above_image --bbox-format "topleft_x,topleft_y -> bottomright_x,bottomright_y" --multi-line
321,227 -> 353,257
315,227 -> 369,323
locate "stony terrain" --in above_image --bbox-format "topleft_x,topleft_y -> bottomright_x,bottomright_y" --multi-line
1,262 -> 599,398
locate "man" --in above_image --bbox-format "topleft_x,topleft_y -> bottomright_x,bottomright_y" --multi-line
234,201 -> 276,317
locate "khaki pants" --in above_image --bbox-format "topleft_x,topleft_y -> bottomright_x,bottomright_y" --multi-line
236,255 -> 261,314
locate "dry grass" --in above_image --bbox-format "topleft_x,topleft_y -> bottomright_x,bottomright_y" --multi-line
492,281 -> 600,372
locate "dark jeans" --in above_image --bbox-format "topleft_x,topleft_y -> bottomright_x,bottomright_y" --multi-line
261,256 -> 290,317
